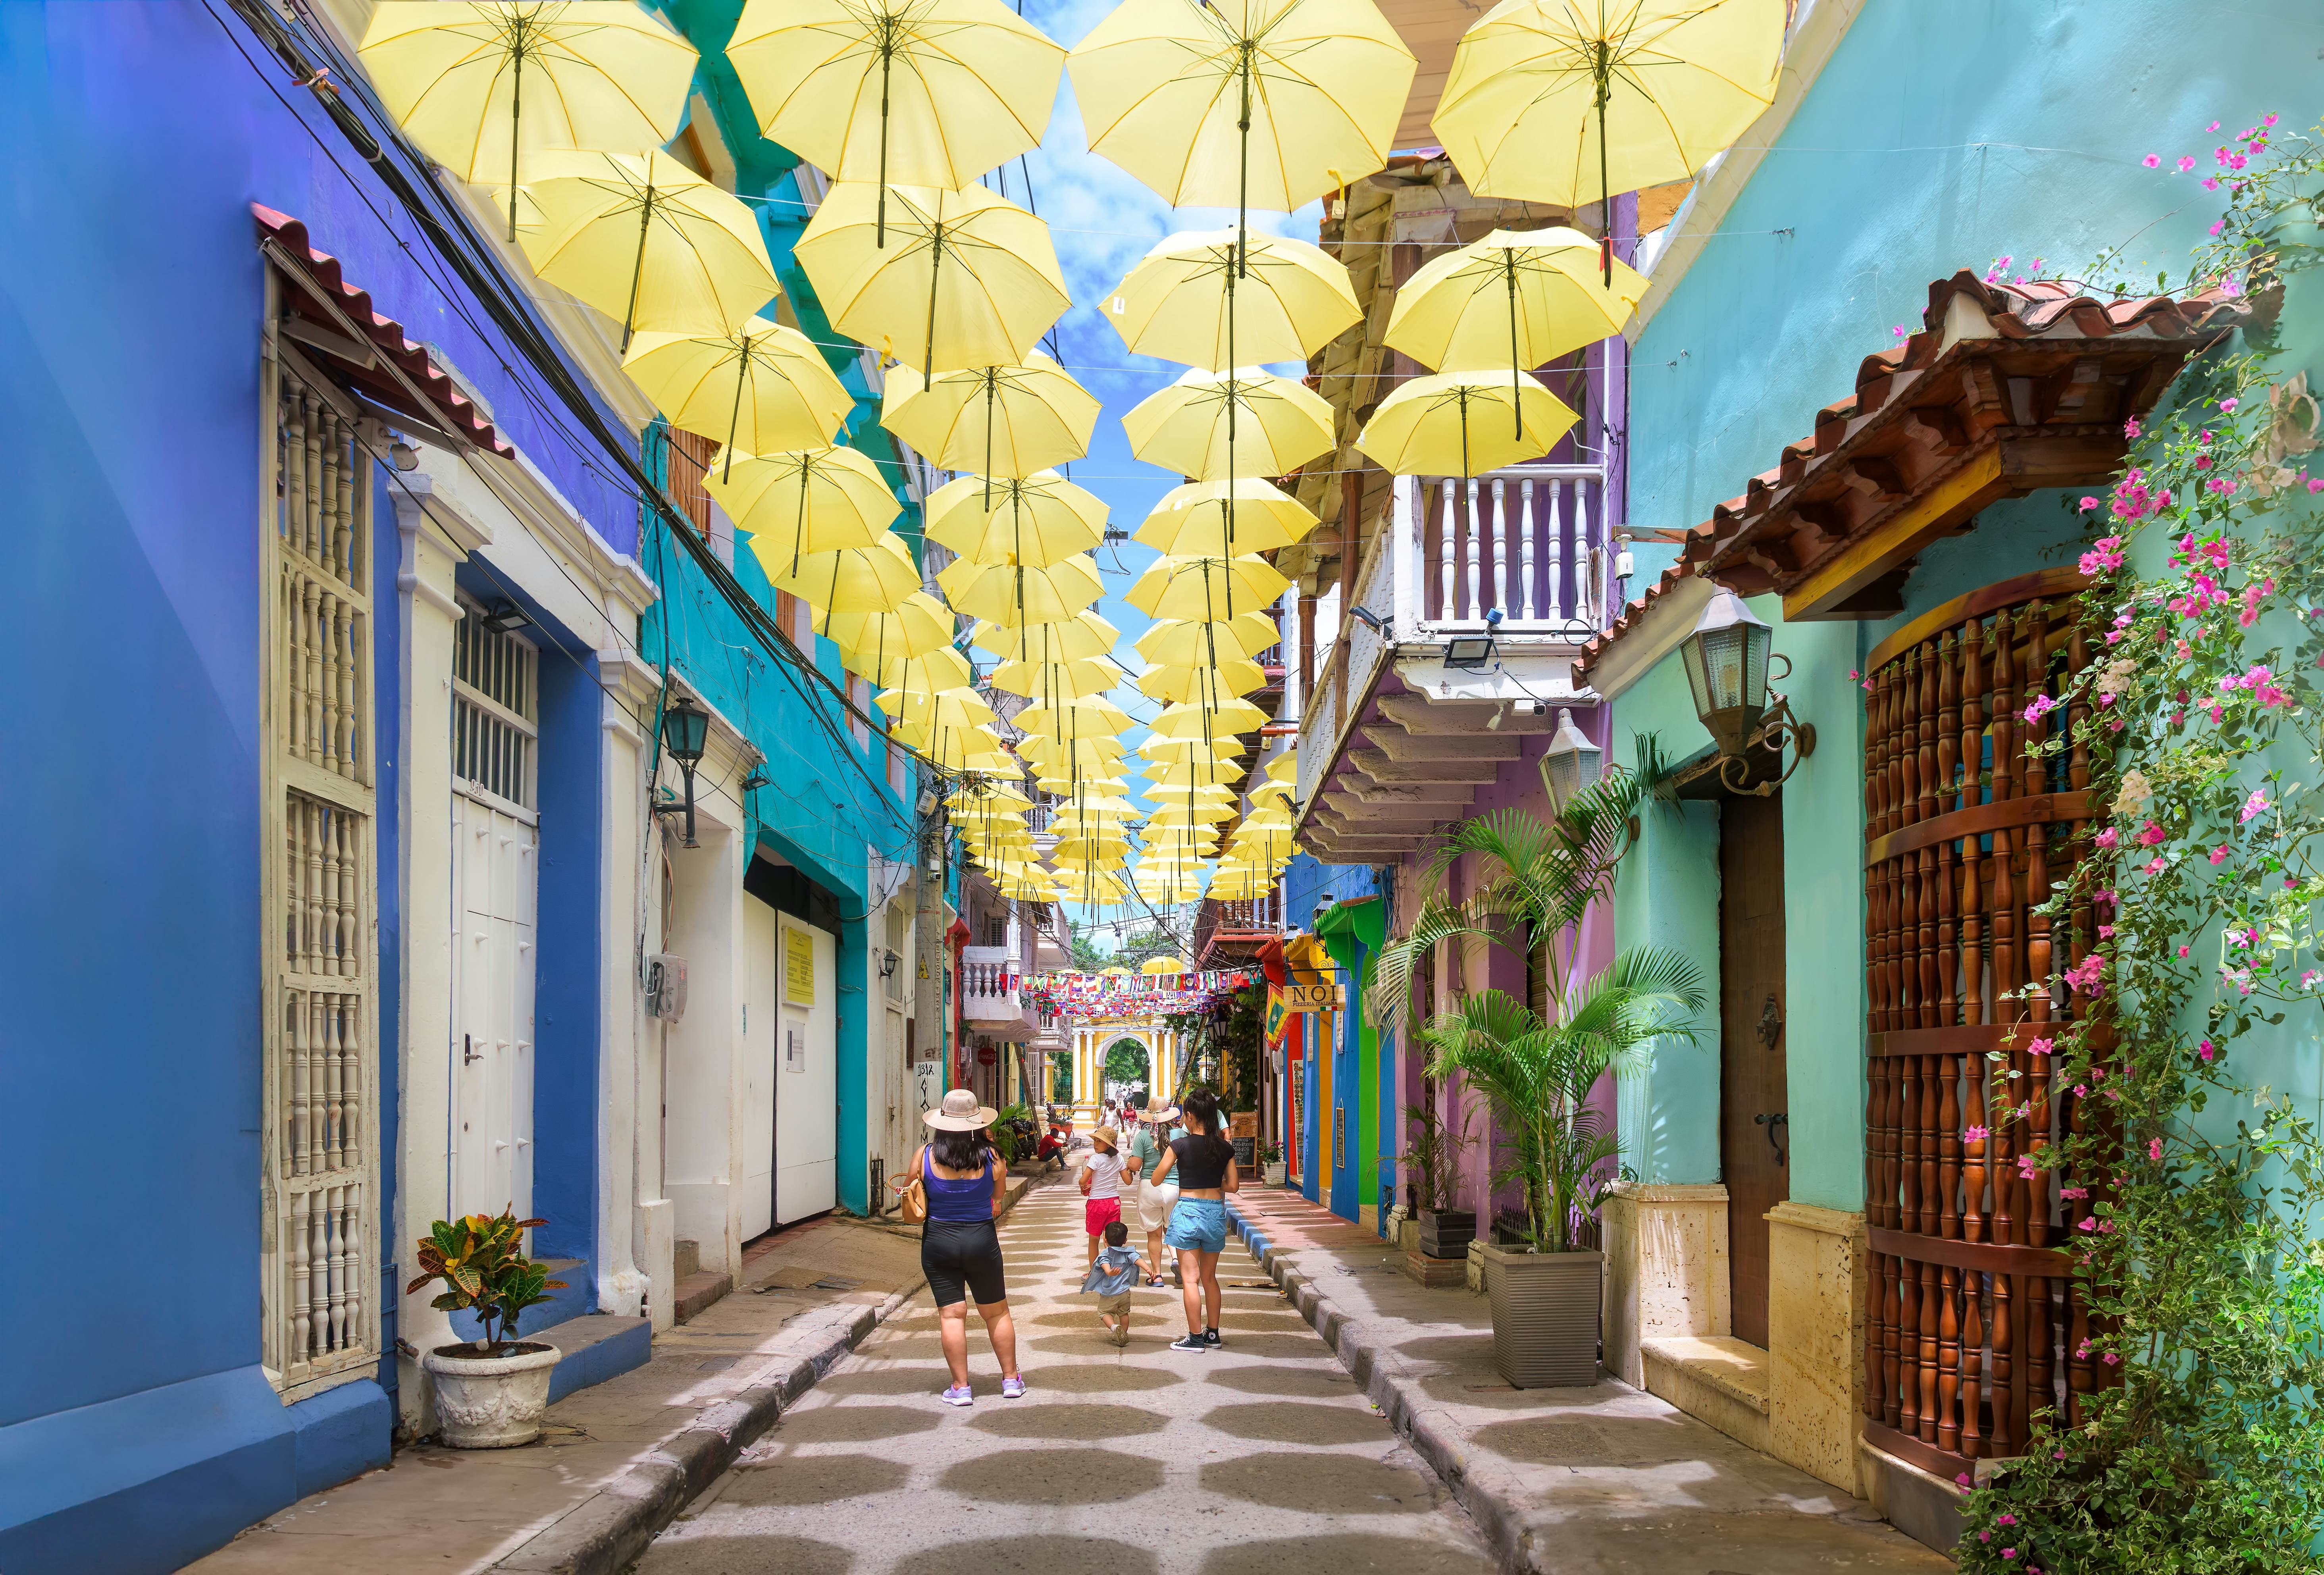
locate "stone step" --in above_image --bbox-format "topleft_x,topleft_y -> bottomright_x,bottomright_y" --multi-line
674,1268 -> 732,1325
673,1238 -> 701,1282
537,1313 -> 653,1404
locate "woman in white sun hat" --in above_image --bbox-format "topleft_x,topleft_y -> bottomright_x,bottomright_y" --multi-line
895,1089 -> 1025,1406
1126,1096 -> 1185,1287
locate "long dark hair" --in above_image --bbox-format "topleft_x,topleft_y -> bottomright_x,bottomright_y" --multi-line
1177,1088 -> 1233,1168
930,1126 -> 992,1171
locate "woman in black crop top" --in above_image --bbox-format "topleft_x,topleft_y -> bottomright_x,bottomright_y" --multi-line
1151,1087 -> 1239,1351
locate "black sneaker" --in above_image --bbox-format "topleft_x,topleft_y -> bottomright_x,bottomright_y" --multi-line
1202,1327 -> 1223,1348
1169,1332 -> 1209,1353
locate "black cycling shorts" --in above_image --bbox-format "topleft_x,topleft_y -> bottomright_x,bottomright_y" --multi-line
921,1219 -> 1008,1307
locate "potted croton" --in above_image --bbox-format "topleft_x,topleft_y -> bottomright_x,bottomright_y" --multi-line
1259,1142 -> 1286,1186
409,1209 -> 567,1447
1380,740 -> 1702,1386
1406,1096 -> 1477,1260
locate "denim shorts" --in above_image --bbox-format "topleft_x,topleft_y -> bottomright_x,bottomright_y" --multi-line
1165,1196 -> 1228,1253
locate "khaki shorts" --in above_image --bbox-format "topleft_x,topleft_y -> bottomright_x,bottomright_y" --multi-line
1096,1292 -> 1130,1317
1137,1179 -> 1180,1234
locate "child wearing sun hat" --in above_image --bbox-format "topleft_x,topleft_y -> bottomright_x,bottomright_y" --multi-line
1078,1124 -> 1130,1269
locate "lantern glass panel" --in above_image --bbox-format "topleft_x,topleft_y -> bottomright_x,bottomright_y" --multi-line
663,701 -> 710,765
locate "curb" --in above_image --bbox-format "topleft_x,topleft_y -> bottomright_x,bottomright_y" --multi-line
490,1173 -> 1044,1575
1225,1201 -> 1549,1575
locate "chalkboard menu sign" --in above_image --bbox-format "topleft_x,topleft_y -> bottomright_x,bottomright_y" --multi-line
1232,1137 -> 1257,1165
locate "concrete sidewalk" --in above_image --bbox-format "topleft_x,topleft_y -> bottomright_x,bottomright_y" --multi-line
191,1180 -> 1027,1575
1227,1188 -> 1950,1575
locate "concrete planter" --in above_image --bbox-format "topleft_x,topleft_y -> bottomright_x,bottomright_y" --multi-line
1261,1163 -> 1287,1185
1476,1242 -> 1602,1388
424,1341 -> 561,1447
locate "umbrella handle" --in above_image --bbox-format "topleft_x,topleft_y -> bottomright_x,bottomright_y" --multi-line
622,171 -> 656,353
877,45 -> 893,248
725,333 -> 750,482
507,31 -> 523,243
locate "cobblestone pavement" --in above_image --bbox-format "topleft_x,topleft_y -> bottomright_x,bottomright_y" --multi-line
633,1174 -> 1497,1575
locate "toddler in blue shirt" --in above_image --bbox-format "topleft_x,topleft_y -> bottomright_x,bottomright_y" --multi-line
1080,1219 -> 1151,1347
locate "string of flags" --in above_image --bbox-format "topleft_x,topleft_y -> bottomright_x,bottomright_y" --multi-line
1028,968 -> 1255,1016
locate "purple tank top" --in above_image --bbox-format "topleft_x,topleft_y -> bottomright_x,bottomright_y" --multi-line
924,1149 -> 994,1222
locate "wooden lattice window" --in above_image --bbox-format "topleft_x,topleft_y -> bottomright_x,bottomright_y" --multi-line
1860,565 -> 2118,1477
260,327 -> 381,1398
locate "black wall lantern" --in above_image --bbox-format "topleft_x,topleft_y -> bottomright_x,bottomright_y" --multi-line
657,695 -> 710,847
1676,588 -> 1815,797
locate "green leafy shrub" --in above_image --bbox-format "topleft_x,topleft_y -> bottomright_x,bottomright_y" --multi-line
406,1209 -> 567,1356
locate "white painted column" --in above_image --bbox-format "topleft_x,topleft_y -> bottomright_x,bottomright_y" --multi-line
389,477 -> 486,1436
599,651 -> 655,1322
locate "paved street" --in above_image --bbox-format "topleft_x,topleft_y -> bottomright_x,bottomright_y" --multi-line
635,1175 -> 1498,1575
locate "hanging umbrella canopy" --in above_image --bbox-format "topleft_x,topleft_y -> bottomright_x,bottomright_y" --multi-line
1355,370 -> 1578,478
919,722 -> 1006,769
1144,758 -> 1248,788
1136,477 -> 1319,557
1385,226 -> 1646,372
990,653 -> 1123,701
938,553 -> 1105,627
1068,0 -> 1413,233
773,530 -> 924,614
861,644 -> 976,698
1141,737 -> 1252,766
797,183 -> 1069,375
949,779 -> 1032,814
1138,954 -> 1196,976
1014,695 -> 1138,743
1126,554 -> 1291,622
1135,658 -> 1267,705
882,355 -> 1099,481
972,610 -> 1121,663
712,446 -> 900,576
1108,230 -> 1359,373
926,471 -> 1108,567
1123,366 -> 1336,482
516,150 -> 779,347
822,591 -> 958,664
359,2 -> 699,241
1135,613 -> 1282,667
1017,728 -> 1129,763
1431,0 -> 1784,274
728,0 -> 1064,220
625,318 -> 852,474
881,684 -> 996,731
1149,696 -> 1272,739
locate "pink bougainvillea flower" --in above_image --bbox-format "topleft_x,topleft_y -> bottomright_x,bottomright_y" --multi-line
2202,176 -> 2222,191
2149,1137 -> 2164,1161
1998,1515 -> 2017,1528
2078,495 -> 2099,511
2308,478 -> 2324,495
2095,827 -> 2120,850
2198,1039 -> 2216,1061
2210,219 -> 2226,237
1964,1124 -> 1989,1143
2124,416 -> 2141,439
2078,1216 -> 2097,1232
2028,1036 -> 2054,1055
2135,822 -> 2166,847
2098,924 -> 2115,939
2176,155 -> 2197,172
2209,120 -> 2222,132
2178,945 -> 2191,957
2210,845 -> 2230,865
2241,789 -> 2269,823
1955,1473 -> 1972,1488
2145,857 -> 2166,874
2219,397 -> 2238,412
2141,154 -> 2161,168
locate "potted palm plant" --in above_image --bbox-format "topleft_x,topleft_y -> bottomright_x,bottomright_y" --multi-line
1406,1097 -> 1477,1259
1379,737 -> 1702,1387
409,1209 -> 568,1447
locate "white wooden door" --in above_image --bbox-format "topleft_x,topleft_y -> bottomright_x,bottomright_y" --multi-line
776,919 -> 838,1222
450,791 -> 536,1221
740,895 -> 779,1240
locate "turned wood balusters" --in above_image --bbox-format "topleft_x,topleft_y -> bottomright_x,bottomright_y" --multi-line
1860,580 -> 2112,1470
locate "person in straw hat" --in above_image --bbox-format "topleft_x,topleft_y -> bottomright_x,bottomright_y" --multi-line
1078,1124 -> 1134,1271
895,1088 -> 1025,1405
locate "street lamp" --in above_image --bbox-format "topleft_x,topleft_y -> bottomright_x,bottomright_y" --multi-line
657,695 -> 709,848
1538,707 -> 1602,813
1676,588 -> 1815,796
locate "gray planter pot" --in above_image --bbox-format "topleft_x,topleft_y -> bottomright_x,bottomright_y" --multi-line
1417,1208 -> 1475,1260
423,1340 -> 560,1447
1475,1242 -> 1602,1388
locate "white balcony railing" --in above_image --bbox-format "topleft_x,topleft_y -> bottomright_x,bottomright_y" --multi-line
1393,464 -> 1608,638
959,944 -> 1024,1026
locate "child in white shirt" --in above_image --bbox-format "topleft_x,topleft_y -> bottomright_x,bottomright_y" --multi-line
1078,1125 -> 1137,1267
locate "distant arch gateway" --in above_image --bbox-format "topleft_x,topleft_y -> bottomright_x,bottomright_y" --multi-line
1068,1018 -> 1184,1124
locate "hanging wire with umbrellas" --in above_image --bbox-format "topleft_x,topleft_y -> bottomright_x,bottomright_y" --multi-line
706,445 -> 901,578
1431,0 -> 1787,281
359,1 -> 699,241
1123,366 -> 1335,482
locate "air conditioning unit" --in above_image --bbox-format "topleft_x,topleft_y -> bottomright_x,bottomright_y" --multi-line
645,954 -> 688,1023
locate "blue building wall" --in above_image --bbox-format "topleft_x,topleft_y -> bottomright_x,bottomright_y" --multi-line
0,5 -> 660,1567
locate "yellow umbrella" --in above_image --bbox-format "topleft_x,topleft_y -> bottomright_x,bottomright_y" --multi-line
926,471 -> 1108,568
1123,367 -> 1336,482
918,722 -> 1005,769
938,553 -> 1105,628
624,318 -> 852,476
728,0 -> 1064,245
1149,697 -> 1272,738
1145,758 -> 1247,787
1432,0 -> 1785,280
880,685 -> 995,731
990,654 -> 1123,702
1134,613 -> 1281,667
1068,0 -> 1414,248
973,611 -> 1121,662
858,643 -> 975,695
358,2 -> 698,241
881,356 -> 1099,487
1126,554 -> 1291,622
1136,660 -> 1267,705
1355,370 -> 1578,478
797,183 -> 1069,375
821,591 -> 958,663
1014,695 -> 1138,743
774,531 -> 923,614
1141,736 -> 1252,764
1384,226 -> 1644,435
1138,955 -> 1195,976
710,447 -> 900,578
1107,228 -> 1358,372
516,150 -> 779,347
1136,478 -> 1318,557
